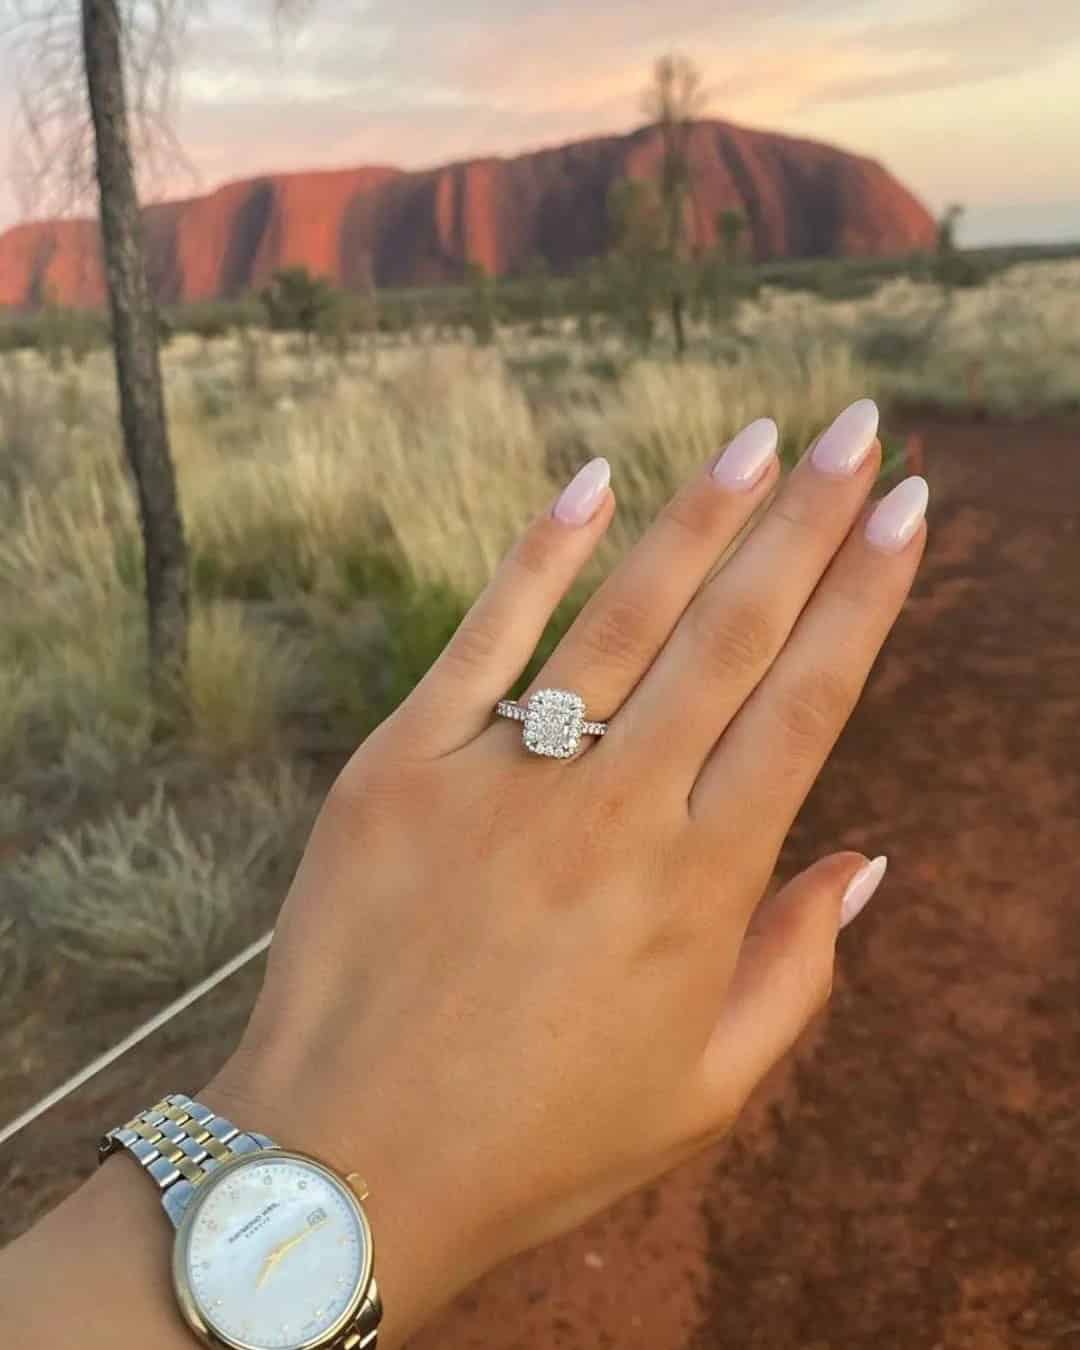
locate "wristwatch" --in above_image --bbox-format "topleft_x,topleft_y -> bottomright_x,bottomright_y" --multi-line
98,1093 -> 382,1350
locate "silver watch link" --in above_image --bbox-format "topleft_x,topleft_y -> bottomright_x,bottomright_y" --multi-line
99,1093 -> 382,1350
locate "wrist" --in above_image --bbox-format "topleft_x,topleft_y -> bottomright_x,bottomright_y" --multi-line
0,1151 -> 201,1350
200,1060 -> 500,1348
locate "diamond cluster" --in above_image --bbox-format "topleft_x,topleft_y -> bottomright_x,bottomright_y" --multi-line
523,688 -> 586,759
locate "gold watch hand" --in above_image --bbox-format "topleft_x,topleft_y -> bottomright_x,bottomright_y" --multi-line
256,1218 -> 327,1290
256,1246 -> 284,1291
257,1234 -> 300,1290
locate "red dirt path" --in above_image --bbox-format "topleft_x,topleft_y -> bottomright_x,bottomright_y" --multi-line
414,416 -> 1080,1349
3,417 -> 1079,1347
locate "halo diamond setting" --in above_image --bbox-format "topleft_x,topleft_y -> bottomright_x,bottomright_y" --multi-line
496,688 -> 607,759
524,688 -> 586,759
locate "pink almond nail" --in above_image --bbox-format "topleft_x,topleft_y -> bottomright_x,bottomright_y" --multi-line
840,855 -> 888,929
865,476 -> 929,554
553,457 -> 611,527
711,418 -> 779,491
811,399 -> 879,478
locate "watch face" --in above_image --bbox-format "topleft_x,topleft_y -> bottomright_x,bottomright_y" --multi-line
174,1151 -> 371,1350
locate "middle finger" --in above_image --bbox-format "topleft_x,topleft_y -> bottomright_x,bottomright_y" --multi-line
603,398 -> 882,785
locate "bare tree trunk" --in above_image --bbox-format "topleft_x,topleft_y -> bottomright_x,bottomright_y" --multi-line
670,288 -> 687,358
661,122 -> 690,358
82,0 -> 188,724
666,185 -> 688,358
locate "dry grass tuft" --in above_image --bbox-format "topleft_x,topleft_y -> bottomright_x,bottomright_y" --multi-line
186,604 -> 307,756
6,764 -> 315,999
735,261 -> 1080,415
0,913 -> 30,1014
569,345 -> 870,551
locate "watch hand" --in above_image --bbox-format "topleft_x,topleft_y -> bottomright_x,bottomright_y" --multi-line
256,1217 -> 328,1290
255,1246 -> 283,1291
256,1233 -> 300,1291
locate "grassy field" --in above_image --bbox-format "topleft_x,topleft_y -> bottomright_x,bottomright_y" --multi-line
1,256 -> 1078,1111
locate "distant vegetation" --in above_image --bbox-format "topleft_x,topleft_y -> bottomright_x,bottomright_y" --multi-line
2,241 -> 1078,359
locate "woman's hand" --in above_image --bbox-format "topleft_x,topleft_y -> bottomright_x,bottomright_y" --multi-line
207,399 -> 928,1346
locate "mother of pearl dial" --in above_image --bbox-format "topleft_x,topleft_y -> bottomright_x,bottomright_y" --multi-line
179,1154 -> 367,1350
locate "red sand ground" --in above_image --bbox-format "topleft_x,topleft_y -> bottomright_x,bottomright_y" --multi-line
3,416 -> 1079,1346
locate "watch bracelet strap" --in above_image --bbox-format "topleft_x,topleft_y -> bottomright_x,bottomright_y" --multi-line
98,1093 -> 381,1347
98,1092 -> 276,1228
341,1281 -> 382,1350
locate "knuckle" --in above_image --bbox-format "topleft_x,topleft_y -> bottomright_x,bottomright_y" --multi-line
329,753 -> 444,840
776,666 -> 856,751
769,495 -> 827,542
826,577 -> 893,635
761,488 -> 831,545
690,597 -> 776,679
635,917 -> 697,967
630,850 -> 708,965
663,485 -> 727,545
508,518 -> 557,580
588,776 -> 635,831
575,594 -> 652,675
807,945 -> 837,1017
683,1097 -> 738,1155
773,937 -> 835,1029
322,763 -> 377,834
328,752 -> 399,816
442,612 -> 503,676
585,779 -> 665,860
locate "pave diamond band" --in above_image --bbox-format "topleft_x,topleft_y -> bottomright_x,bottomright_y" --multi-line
496,688 -> 608,759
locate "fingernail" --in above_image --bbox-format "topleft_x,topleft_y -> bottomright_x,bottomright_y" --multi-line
553,457 -> 611,526
840,855 -> 888,929
811,399 -> 879,478
711,417 -> 778,491
865,476 -> 929,554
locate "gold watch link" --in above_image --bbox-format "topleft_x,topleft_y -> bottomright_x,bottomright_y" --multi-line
99,1092 -> 382,1350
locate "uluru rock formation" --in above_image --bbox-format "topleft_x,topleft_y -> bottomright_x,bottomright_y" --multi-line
0,120 -> 936,310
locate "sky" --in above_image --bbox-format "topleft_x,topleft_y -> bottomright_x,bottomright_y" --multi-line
1,0 -> 1079,245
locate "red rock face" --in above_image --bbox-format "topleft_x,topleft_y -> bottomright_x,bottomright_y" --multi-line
0,121 -> 936,309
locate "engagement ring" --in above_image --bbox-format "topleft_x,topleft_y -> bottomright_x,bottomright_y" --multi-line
495,688 -> 608,759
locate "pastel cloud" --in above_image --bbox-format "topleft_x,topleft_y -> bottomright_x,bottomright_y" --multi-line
1,0 -> 1079,241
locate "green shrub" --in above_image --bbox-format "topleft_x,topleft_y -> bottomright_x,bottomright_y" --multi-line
261,266 -> 343,344
505,350 -> 573,383
583,355 -> 624,382
356,578 -> 470,728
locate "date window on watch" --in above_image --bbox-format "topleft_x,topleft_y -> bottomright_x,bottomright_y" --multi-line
307,1207 -> 328,1228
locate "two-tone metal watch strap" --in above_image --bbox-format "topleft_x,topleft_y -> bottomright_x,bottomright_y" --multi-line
335,1281 -> 382,1349
99,1093 -> 381,1346
97,1092 -> 277,1228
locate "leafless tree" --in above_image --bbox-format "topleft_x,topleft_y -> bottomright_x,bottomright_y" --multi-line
6,1 -> 191,222
717,207 -> 747,268
4,0 -> 310,728
641,53 -> 709,357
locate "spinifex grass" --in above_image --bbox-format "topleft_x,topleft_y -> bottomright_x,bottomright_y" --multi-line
4,259 -> 1072,1026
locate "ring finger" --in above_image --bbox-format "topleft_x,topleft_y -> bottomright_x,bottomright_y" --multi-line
513,417 -> 782,726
